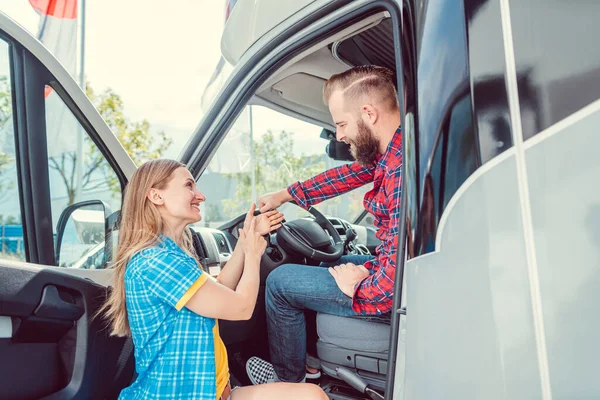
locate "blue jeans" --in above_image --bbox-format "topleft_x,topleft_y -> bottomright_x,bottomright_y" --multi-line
265,255 -> 375,383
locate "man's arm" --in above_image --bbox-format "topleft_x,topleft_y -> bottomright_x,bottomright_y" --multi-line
259,161 -> 375,212
290,161 -> 375,209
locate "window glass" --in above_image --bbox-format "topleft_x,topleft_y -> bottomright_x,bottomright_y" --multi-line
197,105 -> 373,228
0,39 -> 25,261
442,95 -> 477,209
45,88 -> 121,268
415,0 -> 478,256
511,0 -> 600,139
404,112 -> 419,258
420,136 -> 443,254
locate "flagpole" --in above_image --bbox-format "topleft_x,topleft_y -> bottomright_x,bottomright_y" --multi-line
249,105 -> 256,204
74,0 -> 86,202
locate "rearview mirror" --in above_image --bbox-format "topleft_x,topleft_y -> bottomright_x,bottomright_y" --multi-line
55,200 -> 108,268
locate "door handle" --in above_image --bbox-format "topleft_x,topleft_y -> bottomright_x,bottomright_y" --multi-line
34,285 -> 84,321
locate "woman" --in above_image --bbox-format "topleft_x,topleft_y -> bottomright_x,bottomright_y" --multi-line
99,159 -> 327,400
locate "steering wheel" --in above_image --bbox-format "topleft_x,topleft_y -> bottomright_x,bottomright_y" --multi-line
276,202 -> 344,262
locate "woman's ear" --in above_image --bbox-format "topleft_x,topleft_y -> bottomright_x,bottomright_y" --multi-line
147,188 -> 164,206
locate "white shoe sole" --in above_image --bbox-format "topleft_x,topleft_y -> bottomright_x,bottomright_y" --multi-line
306,370 -> 321,380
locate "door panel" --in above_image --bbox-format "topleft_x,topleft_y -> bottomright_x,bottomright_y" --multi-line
0,264 -> 134,400
0,13 -> 136,400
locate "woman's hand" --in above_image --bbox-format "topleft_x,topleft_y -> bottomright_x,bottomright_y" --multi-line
242,203 -> 256,234
238,218 -> 267,261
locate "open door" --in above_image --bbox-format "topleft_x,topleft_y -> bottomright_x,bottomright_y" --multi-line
0,12 -> 137,400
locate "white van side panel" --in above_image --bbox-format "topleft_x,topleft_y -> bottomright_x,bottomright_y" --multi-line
524,100 -> 600,399
398,153 -> 543,399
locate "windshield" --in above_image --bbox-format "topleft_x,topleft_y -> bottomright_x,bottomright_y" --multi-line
196,105 -> 372,228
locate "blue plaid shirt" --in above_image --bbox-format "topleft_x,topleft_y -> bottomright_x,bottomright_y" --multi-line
119,237 -> 216,400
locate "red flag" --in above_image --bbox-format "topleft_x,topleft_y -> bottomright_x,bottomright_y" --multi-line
29,0 -> 77,19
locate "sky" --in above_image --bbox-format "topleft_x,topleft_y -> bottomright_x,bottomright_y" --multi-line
0,0 -> 227,159
0,0 -> 327,160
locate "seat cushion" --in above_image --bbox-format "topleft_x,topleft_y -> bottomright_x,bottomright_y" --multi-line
316,312 -> 391,353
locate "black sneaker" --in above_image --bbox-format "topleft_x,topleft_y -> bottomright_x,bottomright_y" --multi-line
246,356 -> 276,385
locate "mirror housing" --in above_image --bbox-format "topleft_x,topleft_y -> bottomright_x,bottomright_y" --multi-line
55,200 -> 109,267
326,140 -> 354,162
320,128 -> 355,162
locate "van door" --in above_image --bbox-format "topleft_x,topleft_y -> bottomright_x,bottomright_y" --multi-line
0,12 -> 136,400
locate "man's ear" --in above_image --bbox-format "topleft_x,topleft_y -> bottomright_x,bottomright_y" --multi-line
148,188 -> 164,206
361,104 -> 379,125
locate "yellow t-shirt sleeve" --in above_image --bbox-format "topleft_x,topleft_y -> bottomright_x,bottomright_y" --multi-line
175,273 -> 208,311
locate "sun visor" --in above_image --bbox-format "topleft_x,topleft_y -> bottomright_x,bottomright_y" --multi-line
271,73 -> 327,113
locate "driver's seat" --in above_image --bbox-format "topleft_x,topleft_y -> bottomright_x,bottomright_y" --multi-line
316,312 -> 391,391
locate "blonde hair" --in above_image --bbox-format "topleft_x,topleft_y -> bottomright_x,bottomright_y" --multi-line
323,65 -> 399,113
98,159 -> 198,337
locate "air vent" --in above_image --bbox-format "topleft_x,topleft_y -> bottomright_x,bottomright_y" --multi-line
192,232 -> 208,260
329,218 -> 346,235
212,232 -> 230,255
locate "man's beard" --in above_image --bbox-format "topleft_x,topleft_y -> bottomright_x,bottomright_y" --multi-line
349,120 -> 380,166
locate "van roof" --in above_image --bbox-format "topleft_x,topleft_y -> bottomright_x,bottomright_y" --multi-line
221,0 -> 320,65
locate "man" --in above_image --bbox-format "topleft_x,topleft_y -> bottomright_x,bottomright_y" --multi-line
247,65 -> 403,385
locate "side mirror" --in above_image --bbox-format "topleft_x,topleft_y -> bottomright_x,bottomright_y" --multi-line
55,200 -> 109,268
320,128 -> 355,162
326,140 -> 355,162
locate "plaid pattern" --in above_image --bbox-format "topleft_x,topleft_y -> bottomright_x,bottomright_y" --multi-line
120,237 -> 217,400
288,127 -> 402,315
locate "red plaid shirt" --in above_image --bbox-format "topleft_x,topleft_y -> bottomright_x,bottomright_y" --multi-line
288,127 -> 402,315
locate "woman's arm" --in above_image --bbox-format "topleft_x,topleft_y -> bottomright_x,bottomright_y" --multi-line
185,219 -> 267,321
216,204 -> 283,290
215,240 -> 245,290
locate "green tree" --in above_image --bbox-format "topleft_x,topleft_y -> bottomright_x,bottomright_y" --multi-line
0,76 -> 16,197
222,130 -> 325,217
0,75 -> 11,127
48,83 -> 172,205
205,203 -> 224,224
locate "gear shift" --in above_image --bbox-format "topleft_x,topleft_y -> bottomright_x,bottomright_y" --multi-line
344,227 -> 357,247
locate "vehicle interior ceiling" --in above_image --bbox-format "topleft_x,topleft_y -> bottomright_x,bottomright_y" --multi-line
223,12 -> 400,398
250,11 -> 396,131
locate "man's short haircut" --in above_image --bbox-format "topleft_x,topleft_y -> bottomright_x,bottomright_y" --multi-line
323,65 -> 399,113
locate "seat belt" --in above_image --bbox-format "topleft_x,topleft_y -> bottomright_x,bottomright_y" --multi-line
105,337 -> 135,399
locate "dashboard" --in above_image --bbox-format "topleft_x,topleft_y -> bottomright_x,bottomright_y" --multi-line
192,228 -> 234,278
191,216 -> 378,278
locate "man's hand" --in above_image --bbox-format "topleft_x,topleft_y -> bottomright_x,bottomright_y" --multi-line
328,263 -> 370,298
242,203 -> 285,236
254,210 -> 285,235
258,189 -> 293,213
